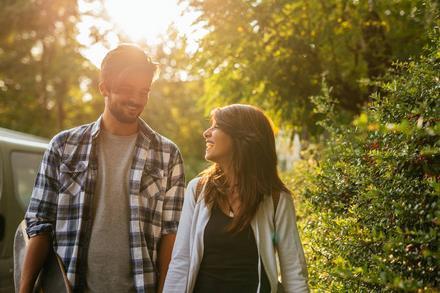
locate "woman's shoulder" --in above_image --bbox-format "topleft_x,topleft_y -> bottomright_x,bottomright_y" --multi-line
188,176 -> 209,189
271,189 -> 291,201
187,177 -> 202,190
279,189 -> 292,198
273,189 -> 295,209
187,177 -> 207,200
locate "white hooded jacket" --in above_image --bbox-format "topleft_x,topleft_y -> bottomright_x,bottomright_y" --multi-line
164,177 -> 309,293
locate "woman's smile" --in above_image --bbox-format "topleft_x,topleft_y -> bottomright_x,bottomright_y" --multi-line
205,140 -> 214,150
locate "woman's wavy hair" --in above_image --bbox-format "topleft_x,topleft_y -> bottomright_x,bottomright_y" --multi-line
201,104 -> 288,233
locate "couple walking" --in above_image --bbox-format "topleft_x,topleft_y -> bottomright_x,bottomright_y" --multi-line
19,44 -> 308,293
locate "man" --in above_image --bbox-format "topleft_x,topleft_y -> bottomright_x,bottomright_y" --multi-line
19,44 -> 185,293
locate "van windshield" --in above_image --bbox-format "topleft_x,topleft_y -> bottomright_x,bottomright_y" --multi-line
11,151 -> 44,209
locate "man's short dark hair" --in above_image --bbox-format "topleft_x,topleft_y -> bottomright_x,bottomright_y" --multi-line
100,43 -> 159,89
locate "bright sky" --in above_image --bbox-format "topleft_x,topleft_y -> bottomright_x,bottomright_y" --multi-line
77,0 -> 202,68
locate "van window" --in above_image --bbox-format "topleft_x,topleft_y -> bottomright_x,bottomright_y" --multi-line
11,151 -> 43,209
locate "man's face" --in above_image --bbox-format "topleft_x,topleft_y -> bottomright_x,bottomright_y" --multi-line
105,70 -> 153,124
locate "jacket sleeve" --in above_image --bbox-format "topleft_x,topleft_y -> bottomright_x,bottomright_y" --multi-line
276,192 -> 309,292
163,177 -> 199,292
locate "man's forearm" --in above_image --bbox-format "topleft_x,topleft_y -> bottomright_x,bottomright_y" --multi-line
157,233 -> 176,293
19,232 -> 51,293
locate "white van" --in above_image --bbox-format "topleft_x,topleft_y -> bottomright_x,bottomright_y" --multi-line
0,127 -> 48,293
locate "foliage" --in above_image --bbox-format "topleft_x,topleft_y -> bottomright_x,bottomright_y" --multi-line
186,0 -> 439,135
143,28 -> 208,179
0,0 -> 100,137
146,77 -> 208,179
293,31 -> 439,291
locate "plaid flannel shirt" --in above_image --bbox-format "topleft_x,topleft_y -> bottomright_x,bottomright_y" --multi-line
25,116 -> 185,292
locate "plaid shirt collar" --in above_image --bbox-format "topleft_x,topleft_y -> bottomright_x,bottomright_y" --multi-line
91,115 -> 159,145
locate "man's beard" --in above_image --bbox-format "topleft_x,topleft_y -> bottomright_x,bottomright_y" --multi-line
108,96 -> 141,124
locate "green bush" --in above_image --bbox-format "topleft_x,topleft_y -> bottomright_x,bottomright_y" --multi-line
292,30 -> 439,291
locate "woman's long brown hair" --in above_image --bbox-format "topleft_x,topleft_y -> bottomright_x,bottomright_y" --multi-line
201,104 -> 288,233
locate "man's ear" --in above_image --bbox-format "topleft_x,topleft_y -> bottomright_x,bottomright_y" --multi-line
99,82 -> 109,96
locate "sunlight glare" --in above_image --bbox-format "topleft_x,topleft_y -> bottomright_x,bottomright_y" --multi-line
77,0 -> 203,68
105,0 -> 181,43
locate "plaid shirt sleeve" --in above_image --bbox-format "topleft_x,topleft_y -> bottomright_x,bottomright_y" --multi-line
162,146 -> 185,235
25,133 -> 64,238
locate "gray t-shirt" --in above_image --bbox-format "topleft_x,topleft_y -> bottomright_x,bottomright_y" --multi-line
85,130 -> 138,293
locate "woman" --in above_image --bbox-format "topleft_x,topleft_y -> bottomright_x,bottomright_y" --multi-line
164,104 -> 309,293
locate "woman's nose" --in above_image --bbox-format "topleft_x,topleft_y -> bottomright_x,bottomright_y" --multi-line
203,128 -> 211,138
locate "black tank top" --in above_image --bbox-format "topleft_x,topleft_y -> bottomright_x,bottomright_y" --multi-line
193,204 -> 271,293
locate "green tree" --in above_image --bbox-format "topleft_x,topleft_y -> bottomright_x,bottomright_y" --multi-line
185,0 -> 439,135
0,0 -> 100,137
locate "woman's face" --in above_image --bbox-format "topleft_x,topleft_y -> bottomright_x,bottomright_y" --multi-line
203,118 -> 234,166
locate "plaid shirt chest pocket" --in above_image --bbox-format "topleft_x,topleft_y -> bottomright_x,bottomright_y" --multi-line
58,161 -> 88,195
140,167 -> 165,200
57,160 -> 89,220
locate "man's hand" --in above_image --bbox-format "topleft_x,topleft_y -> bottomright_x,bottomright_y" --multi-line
157,233 -> 176,293
19,232 -> 51,293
